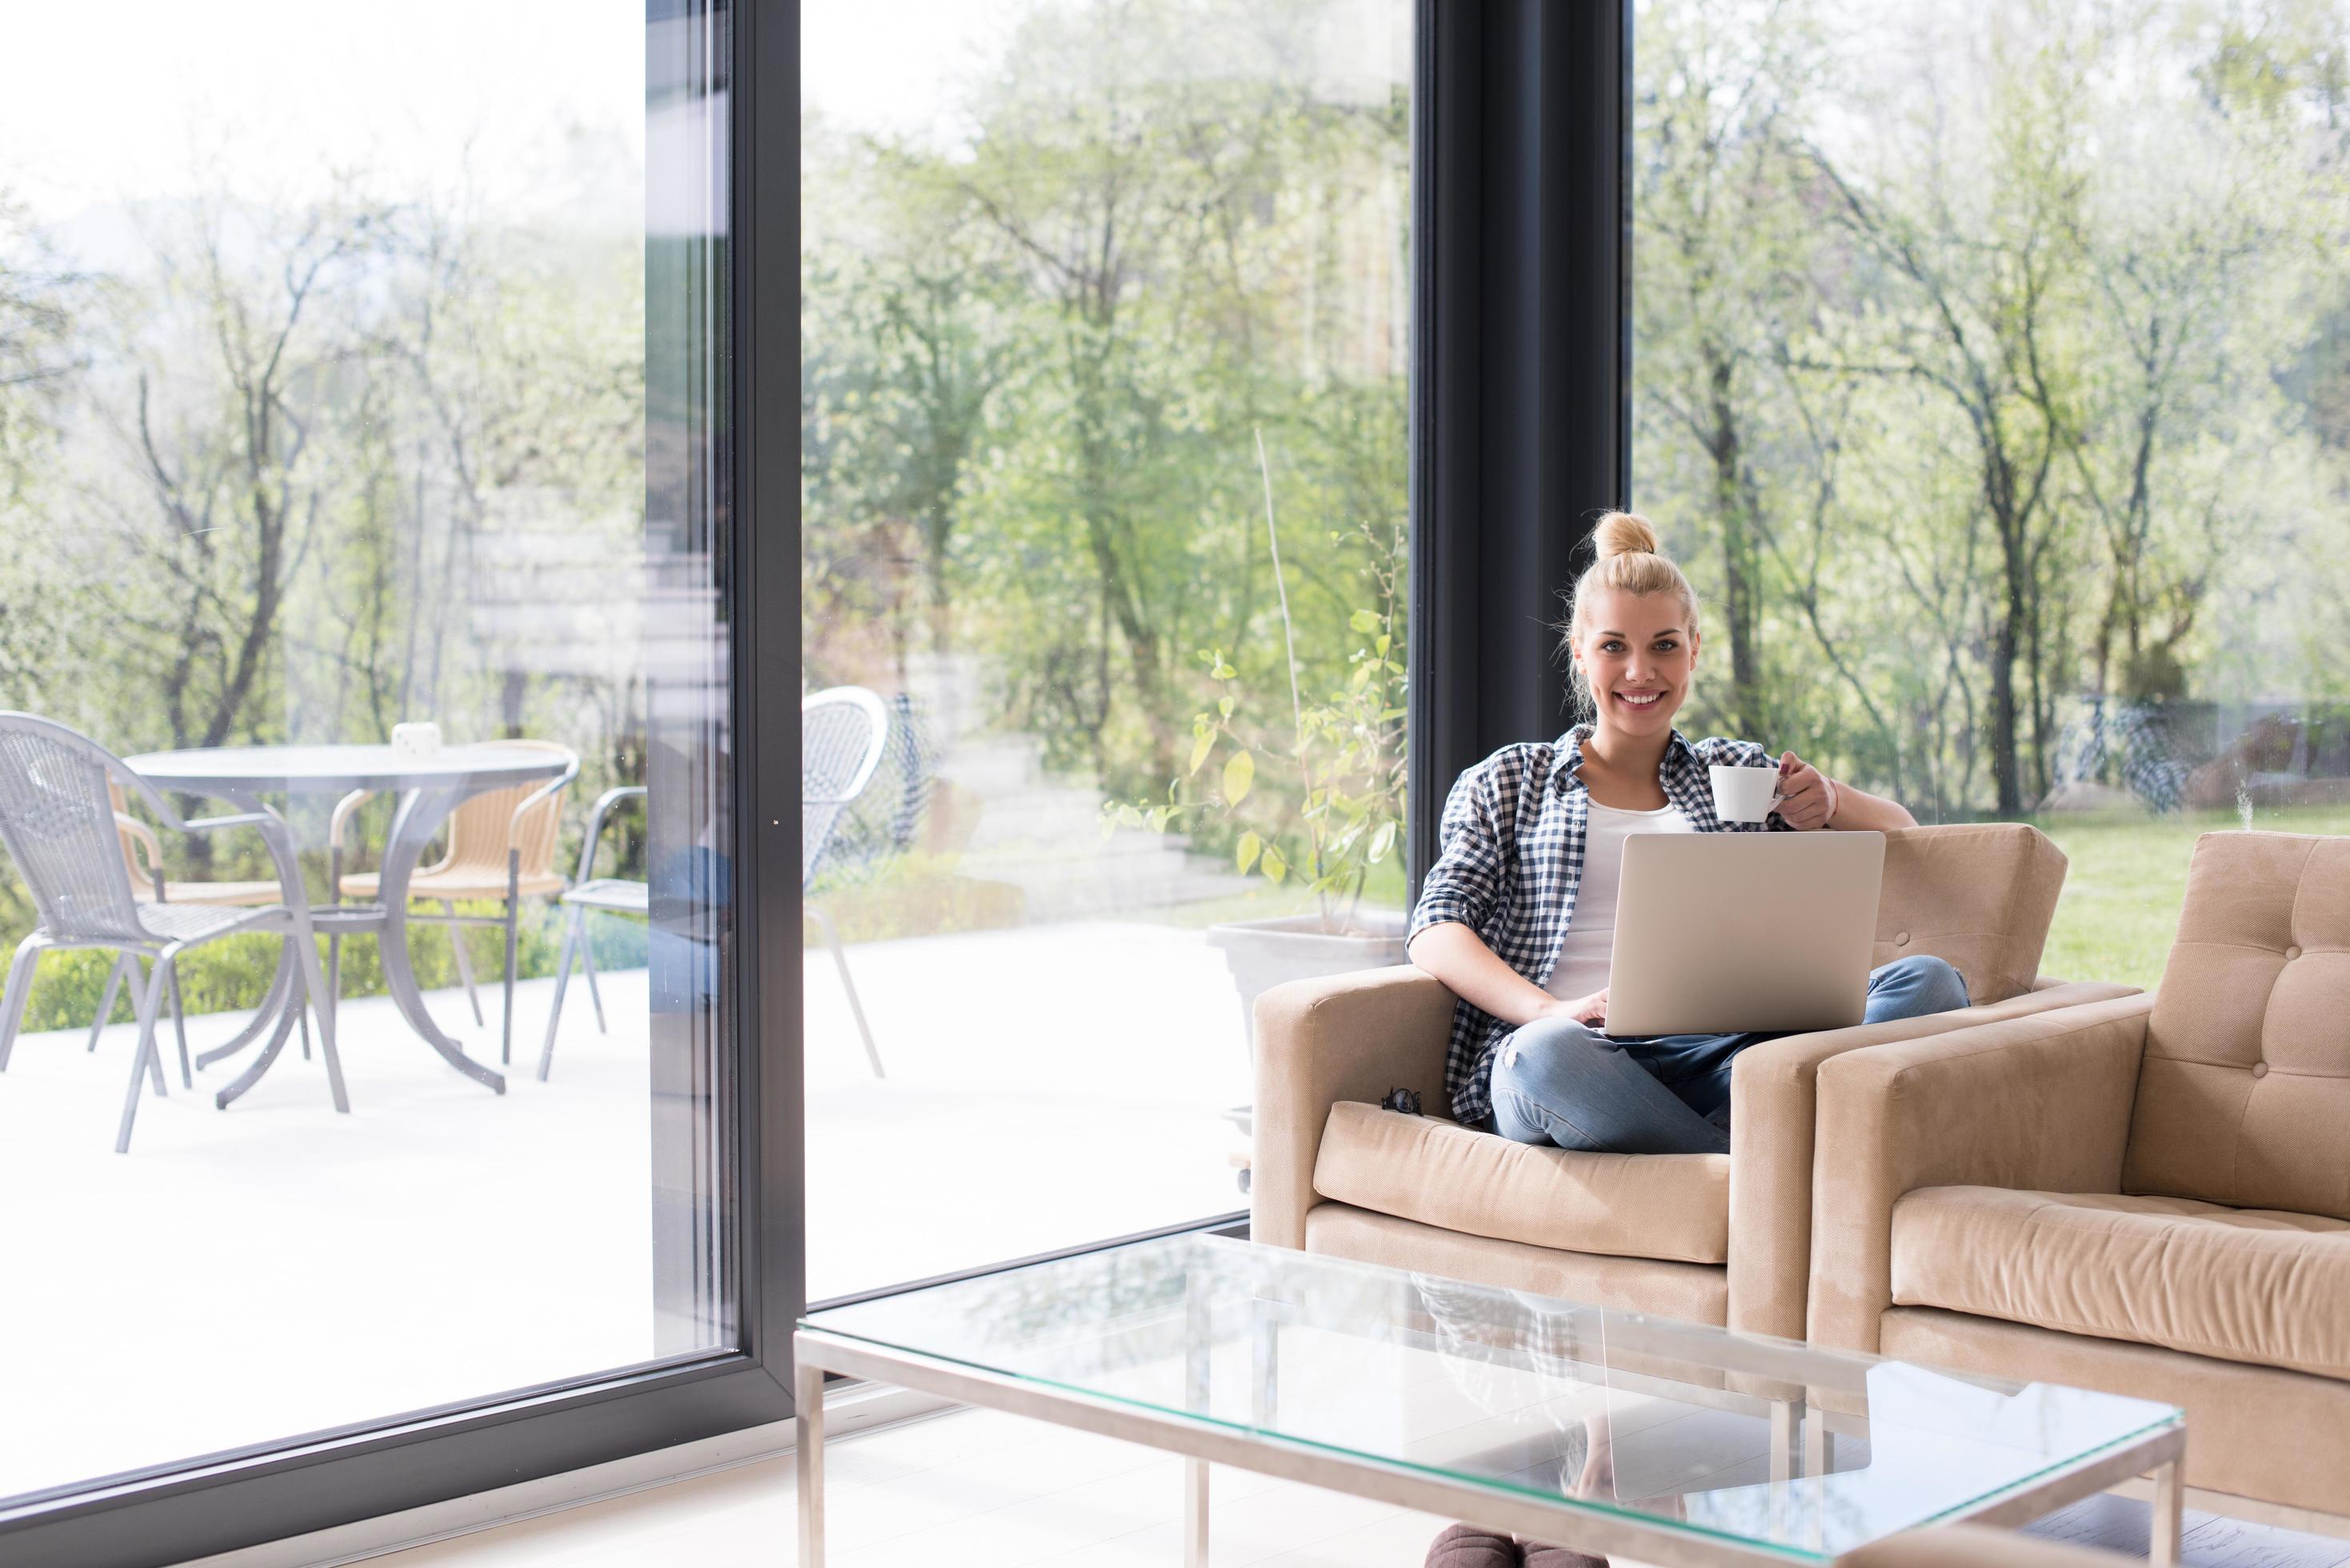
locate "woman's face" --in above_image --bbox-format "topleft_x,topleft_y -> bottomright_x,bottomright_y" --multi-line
1574,586 -> 1699,740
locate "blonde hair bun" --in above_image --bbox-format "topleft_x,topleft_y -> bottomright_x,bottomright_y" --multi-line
1591,510 -> 1665,561
1561,509 -> 1702,716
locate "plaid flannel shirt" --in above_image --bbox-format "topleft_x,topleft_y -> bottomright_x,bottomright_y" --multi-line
1408,726 -> 1791,1125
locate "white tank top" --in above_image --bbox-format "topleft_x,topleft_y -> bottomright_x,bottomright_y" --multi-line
1543,799 -> 1697,1002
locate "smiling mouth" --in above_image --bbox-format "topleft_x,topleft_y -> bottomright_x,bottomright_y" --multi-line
1614,690 -> 1664,708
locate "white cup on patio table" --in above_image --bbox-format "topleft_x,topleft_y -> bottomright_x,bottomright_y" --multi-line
390,722 -> 442,762
1708,762 -> 1782,824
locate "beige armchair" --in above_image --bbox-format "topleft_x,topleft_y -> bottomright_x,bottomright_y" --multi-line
1252,823 -> 2138,1338
1808,831 -> 2350,1524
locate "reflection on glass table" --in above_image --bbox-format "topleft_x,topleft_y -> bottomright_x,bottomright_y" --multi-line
798,1234 -> 2184,1568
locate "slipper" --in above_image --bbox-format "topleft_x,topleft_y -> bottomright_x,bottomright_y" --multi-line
1520,1542 -> 1607,1568
1425,1522 -> 1520,1567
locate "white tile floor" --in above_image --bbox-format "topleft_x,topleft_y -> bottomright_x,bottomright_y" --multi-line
368,1405 -> 1465,1568
3,918 -> 1253,1499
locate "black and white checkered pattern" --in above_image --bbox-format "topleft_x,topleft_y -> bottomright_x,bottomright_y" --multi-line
1409,726 -> 1789,1125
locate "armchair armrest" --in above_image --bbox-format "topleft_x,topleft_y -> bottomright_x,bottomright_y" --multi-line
1251,964 -> 1455,1250
180,806 -> 316,916
1725,979 -> 2139,1339
114,811 -> 166,901
1805,992 -> 2155,1354
573,786 -> 647,883
507,751 -> 580,852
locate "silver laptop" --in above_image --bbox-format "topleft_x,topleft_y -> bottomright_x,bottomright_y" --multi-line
1603,832 -> 1887,1037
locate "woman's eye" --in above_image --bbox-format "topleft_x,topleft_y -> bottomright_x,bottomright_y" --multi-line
1601,641 -> 1625,652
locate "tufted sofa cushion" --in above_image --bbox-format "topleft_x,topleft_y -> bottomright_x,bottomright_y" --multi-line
2124,834 -> 2350,1221
1872,825 -> 2068,1004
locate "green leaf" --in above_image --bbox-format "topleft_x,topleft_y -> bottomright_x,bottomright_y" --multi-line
1223,750 -> 1255,805
1369,821 -> 1397,862
1147,806 -> 1172,832
1349,610 -> 1381,634
1261,845 -> 1288,884
1351,665 -> 1371,692
1187,730 -> 1215,776
1235,831 -> 1262,874
1212,660 -> 1238,680
1217,695 -> 1235,718
1116,803 -> 1144,828
1375,633 -> 1392,658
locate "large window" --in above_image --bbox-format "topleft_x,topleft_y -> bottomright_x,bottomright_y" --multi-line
0,0 -> 740,1521
1631,0 -> 2350,986
801,0 -> 1413,1299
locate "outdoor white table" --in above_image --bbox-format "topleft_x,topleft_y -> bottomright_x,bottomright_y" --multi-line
126,744 -> 571,1105
796,1234 -> 2187,1568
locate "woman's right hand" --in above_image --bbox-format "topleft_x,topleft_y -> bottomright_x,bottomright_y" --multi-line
1539,987 -> 1607,1028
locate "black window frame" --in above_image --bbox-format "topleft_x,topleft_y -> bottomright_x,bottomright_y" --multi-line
0,2 -> 1629,1560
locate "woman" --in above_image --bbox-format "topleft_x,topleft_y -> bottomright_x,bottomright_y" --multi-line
1407,512 -> 1968,1155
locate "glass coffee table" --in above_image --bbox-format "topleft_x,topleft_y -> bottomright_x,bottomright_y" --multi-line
795,1235 -> 2183,1567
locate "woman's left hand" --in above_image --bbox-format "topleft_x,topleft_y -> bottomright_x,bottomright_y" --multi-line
1773,750 -> 1840,830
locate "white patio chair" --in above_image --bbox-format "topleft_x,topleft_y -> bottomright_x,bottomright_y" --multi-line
534,784 -> 647,1082
803,686 -> 891,1078
535,687 -> 895,1082
0,713 -> 340,1151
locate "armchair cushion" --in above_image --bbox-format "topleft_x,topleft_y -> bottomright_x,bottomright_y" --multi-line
1872,824 -> 2068,1004
1311,1102 -> 1729,1264
2126,834 -> 2350,1221
1892,1186 -> 2350,1382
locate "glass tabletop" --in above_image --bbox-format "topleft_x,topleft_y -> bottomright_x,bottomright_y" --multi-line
803,1234 -> 2179,1561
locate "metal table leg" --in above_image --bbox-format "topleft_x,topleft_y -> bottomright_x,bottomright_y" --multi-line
376,786 -> 504,1094
796,1346 -> 826,1568
194,942 -> 294,1070
214,989 -> 304,1108
2151,1458 -> 2184,1568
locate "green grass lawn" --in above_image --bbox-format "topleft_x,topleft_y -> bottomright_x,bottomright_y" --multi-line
2032,805 -> 2350,990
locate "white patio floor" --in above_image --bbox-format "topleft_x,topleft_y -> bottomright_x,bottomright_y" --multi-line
0,918 -> 1253,1502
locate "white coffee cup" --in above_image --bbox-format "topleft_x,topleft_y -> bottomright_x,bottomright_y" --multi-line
390,721 -> 442,761
1708,762 -> 1782,824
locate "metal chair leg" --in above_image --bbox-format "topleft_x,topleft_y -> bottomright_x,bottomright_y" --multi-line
326,932 -> 342,1034
446,899 -> 485,1025
138,960 -> 166,1096
168,961 -> 192,1088
581,930 -> 607,1034
811,906 -> 884,1078
501,853 -> 519,1066
0,936 -> 42,1072
87,950 -> 132,1053
299,1006 -> 312,1061
537,906 -> 583,1082
115,958 -> 173,1153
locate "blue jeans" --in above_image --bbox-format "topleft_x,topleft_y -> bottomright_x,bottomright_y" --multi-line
1489,954 -> 1971,1154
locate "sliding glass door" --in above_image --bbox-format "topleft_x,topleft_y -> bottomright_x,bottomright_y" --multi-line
0,2 -> 778,1553
799,0 -> 1415,1302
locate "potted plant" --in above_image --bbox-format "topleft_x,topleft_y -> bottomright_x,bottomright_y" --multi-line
1106,434 -> 1410,1113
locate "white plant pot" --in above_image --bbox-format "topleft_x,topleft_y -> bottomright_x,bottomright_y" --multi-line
1205,910 -> 1411,1136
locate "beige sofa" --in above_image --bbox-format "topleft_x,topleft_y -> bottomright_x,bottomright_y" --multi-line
1808,831 -> 2350,1524
1252,824 -> 2138,1338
